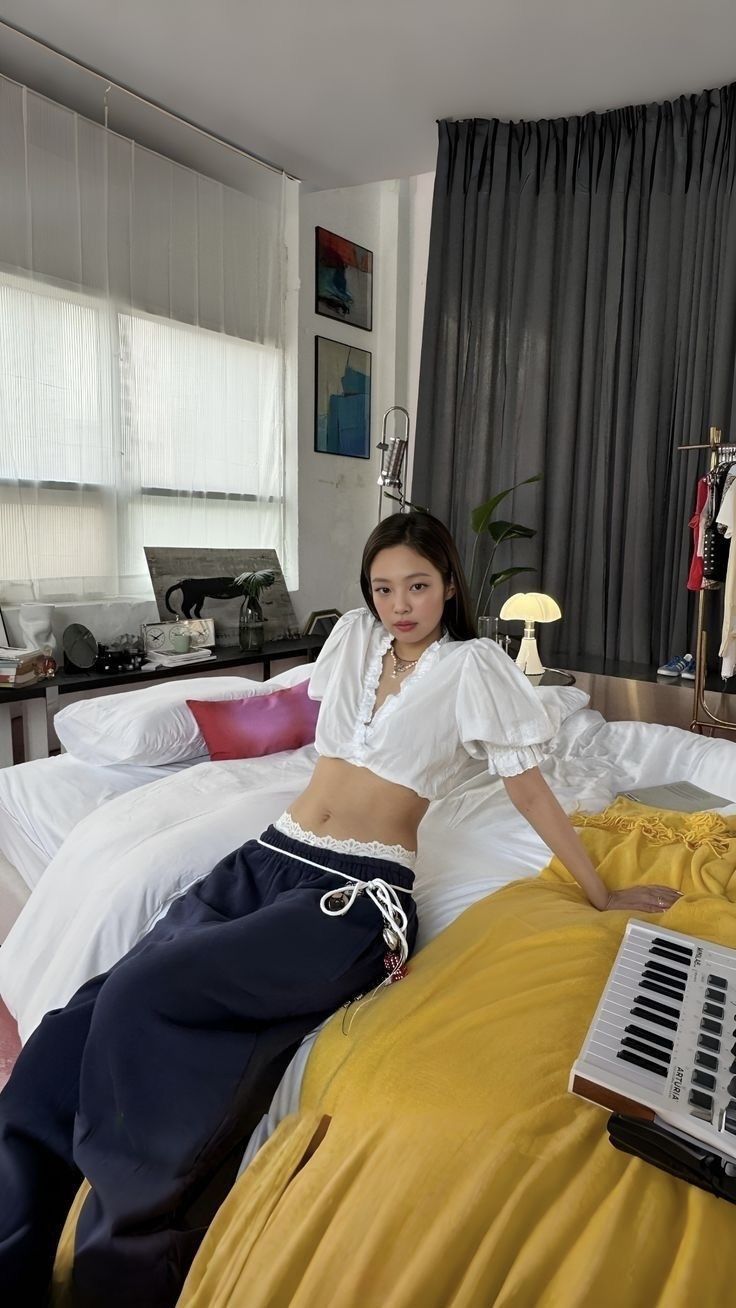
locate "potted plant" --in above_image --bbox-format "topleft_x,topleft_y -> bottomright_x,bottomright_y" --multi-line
468,474 -> 541,626
234,569 -> 275,652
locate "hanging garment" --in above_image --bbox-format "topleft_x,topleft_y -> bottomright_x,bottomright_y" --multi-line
716,479 -> 736,679
716,464 -> 736,536
687,476 -> 709,591
702,463 -> 732,586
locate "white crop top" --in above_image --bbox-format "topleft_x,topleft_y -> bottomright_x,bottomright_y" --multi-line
307,608 -> 556,801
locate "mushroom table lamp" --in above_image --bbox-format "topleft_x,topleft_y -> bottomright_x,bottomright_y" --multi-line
498,592 -> 562,676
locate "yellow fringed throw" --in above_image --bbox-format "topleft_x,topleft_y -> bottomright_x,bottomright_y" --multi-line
54,803 -> 736,1307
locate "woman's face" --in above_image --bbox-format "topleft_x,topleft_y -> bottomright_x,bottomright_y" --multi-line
369,544 -> 454,647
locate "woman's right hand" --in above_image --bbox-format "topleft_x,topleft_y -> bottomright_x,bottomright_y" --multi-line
602,884 -> 682,914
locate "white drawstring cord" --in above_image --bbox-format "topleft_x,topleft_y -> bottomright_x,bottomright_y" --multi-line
256,836 -> 412,981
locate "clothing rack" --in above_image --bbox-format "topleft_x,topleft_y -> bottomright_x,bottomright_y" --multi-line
677,425 -> 736,737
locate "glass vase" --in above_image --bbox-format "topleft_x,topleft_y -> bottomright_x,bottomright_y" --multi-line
239,597 -> 264,652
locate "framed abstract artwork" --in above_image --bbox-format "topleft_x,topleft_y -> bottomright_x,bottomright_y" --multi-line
314,336 -> 371,460
315,226 -> 373,331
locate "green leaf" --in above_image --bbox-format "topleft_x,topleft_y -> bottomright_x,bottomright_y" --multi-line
470,474 -> 542,535
487,520 -> 536,542
487,566 -> 536,589
233,568 -> 275,597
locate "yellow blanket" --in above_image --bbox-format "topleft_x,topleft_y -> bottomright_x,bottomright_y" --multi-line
53,802 -> 736,1307
176,802 -> 736,1308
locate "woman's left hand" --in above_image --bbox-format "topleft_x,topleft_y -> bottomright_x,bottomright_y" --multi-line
602,884 -> 682,913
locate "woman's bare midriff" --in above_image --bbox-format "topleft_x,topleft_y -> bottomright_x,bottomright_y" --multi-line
288,756 -> 428,852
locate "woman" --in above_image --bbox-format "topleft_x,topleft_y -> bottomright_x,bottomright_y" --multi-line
0,512 -> 678,1308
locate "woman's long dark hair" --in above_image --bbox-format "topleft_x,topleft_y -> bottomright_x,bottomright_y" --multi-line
360,511 -> 476,641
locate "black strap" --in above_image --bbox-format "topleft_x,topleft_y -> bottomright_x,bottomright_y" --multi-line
608,1114 -> 736,1203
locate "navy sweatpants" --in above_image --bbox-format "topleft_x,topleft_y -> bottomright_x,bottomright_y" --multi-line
0,825 -> 417,1308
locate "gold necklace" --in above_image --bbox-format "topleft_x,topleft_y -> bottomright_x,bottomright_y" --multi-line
389,641 -> 421,679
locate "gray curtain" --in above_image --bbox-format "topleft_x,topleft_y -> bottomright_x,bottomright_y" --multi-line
414,90 -> 736,664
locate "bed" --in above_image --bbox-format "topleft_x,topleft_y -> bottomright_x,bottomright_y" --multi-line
0,665 -> 313,903
5,680 -> 736,1302
2,681 -> 734,1063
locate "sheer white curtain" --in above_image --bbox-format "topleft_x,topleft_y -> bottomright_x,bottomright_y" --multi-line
0,74 -> 298,603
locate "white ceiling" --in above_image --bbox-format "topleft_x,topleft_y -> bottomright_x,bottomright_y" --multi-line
1,0 -> 735,190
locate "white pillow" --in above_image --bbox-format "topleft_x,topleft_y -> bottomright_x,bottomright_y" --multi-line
55,665 -> 313,766
265,663 -> 313,690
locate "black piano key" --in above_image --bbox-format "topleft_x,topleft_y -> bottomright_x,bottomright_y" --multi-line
644,962 -> 686,984
729,1077 -> 736,1098
650,949 -> 692,968
635,994 -> 680,1019
689,1088 -> 714,1120
617,1048 -> 667,1077
703,1002 -> 725,1019
692,1069 -> 716,1091
625,1024 -> 673,1050
706,986 -> 726,1001
700,1017 -> 723,1035
643,973 -> 690,999
698,1033 -> 721,1053
730,1059 -> 736,1074
621,1037 -> 670,1065
695,1051 -> 719,1071
640,979 -> 683,1002
708,974 -> 728,988
646,960 -> 688,982
652,937 -> 692,959
724,1102 -> 736,1135
631,1006 -> 677,1032
732,1042 -> 736,1057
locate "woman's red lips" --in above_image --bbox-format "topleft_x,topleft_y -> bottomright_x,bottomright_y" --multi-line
395,622 -> 417,630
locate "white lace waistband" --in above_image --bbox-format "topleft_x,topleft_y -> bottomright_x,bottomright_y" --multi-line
273,811 -> 416,870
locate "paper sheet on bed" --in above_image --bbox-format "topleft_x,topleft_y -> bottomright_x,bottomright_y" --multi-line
620,779 -> 733,811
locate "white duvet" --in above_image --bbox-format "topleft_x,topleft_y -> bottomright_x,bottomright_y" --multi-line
0,753 -> 196,891
2,706 -> 735,1045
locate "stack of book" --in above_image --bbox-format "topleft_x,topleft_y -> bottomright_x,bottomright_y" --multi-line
0,647 -> 45,688
143,649 -> 214,670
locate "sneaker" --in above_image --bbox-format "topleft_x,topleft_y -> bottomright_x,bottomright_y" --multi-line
657,653 -> 693,677
681,654 -> 696,680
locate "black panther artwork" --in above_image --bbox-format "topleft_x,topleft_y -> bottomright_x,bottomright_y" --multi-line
164,576 -> 243,619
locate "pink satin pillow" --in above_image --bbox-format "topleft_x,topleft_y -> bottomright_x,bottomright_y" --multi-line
186,680 -> 319,761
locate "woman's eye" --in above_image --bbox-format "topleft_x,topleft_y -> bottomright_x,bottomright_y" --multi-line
411,584 -> 427,591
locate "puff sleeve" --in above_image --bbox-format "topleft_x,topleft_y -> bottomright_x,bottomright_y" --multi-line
455,639 -> 556,777
307,608 -> 370,701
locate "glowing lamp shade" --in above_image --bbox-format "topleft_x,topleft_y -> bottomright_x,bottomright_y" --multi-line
498,592 -> 562,676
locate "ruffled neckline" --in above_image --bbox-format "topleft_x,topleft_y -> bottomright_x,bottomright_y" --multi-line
351,623 -> 452,756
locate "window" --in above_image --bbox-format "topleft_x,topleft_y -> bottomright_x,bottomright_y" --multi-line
0,271 -> 286,597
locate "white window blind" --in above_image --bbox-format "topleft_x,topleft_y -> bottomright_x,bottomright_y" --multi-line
0,73 -> 298,603
0,272 -> 287,596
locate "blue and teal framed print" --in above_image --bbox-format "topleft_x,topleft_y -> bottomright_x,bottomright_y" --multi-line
314,336 -> 371,460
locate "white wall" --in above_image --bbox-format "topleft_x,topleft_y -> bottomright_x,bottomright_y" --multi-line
290,172 -> 434,624
291,180 -> 404,623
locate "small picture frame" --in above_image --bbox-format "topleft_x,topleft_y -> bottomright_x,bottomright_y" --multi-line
0,604 -> 8,647
303,610 -> 341,639
315,336 -> 371,460
315,227 -> 373,332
